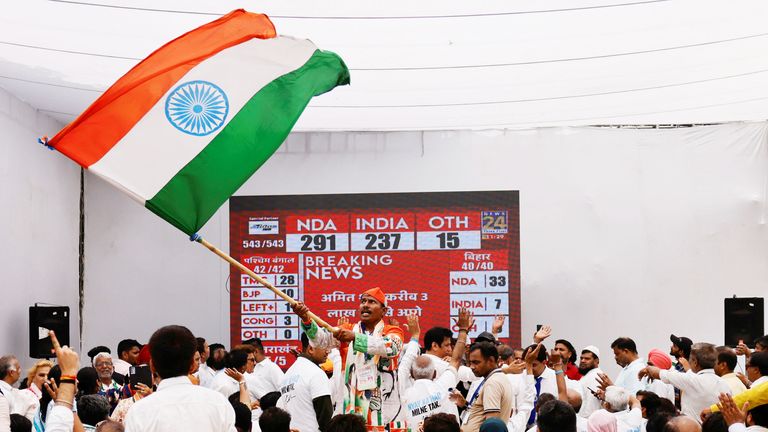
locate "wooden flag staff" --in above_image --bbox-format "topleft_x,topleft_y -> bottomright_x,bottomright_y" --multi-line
193,235 -> 337,333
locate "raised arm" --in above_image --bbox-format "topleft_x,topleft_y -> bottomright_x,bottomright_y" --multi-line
533,325 -> 552,344
449,308 -> 474,370
491,315 -> 505,338
549,350 -> 568,402
398,313 -> 422,394
294,302 -> 337,349
224,368 -> 251,406
44,331 -> 77,432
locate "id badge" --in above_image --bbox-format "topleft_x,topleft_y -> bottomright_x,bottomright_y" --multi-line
357,361 -> 377,390
460,409 -> 469,424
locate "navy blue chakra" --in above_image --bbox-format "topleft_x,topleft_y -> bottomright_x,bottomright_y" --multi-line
165,80 -> 229,136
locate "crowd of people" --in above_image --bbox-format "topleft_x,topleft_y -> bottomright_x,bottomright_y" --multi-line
0,286 -> 767,432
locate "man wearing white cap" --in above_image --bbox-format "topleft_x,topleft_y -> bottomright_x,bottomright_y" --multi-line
577,345 -> 603,419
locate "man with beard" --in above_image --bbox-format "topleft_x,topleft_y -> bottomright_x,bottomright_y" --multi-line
293,287 -> 405,431
576,346 -> 603,419
670,335 -> 693,373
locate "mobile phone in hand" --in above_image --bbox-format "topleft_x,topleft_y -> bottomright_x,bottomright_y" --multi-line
129,365 -> 153,388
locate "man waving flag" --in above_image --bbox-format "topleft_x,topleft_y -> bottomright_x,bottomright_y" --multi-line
47,9 -> 350,236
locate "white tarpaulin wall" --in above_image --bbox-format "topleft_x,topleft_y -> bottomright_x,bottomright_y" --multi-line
2,0 -> 768,130
77,122 -> 768,377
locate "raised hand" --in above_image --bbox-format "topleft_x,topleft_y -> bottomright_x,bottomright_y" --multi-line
735,342 -> 751,358
134,382 -> 153,396
639,365 -> 660,381
338,316 -> 350,327
334,329 -> 356,343
525,343 -> 543,364
549,350 -> 563,371
49,330 -> 78,408
225,368 -> 244,383
50,330 -> 78,376
456,308 -> 474,332
504,360 -> 526,374
596,372 -> 614,391
389,317 -> 400,327
406,314 -> 420,338
534,325 -> 552,343
450,389 -> 467,408
291,301 -> 311,323
43,379 -> 58,399
491,315 -> 506,335
717,392 -> 748,426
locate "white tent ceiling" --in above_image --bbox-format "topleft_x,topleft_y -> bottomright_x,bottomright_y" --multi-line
2,0 -> 768,131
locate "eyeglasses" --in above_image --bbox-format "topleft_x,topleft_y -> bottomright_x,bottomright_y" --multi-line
95,362 -> 113,367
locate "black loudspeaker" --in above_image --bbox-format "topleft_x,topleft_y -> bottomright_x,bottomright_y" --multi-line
29,305 -> 70,359
724,297 -> 764,348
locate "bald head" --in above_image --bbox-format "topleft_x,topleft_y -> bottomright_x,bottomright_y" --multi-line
96,420 -> 125,432
566,389 -> 582,412
411,355 -> 436,380
665,416 -> 701,432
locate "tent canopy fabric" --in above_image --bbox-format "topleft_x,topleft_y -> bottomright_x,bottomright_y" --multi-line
2,0 -> 768,131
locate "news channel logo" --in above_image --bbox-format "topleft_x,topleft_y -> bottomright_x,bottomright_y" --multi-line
248,218 -> 279,235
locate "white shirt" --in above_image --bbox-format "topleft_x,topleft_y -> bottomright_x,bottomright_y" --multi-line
534,367 -> 558,398
125,376 -> 236,432
0,382 -> 16,414
398,341 -> 458,421
728,425 -> 768,432
615,359 -> 646,395
0,394 -> 9,432
614,408 -> 643,432
197,363 -> 216,389
576,415 -> 588,432
642,377 -> 675,403
248,358 -> 284,398
578,368 -> 604,419
113,358 -> 132,376
424,353 -> 476,384
210,371 -> 240,400
276,357 -> 332,432
402,368 -> 459,431
13,388 -> 37,421
659,368 -> 732,423
328,348 -> 345,416
43,405 -> 74,432
506,374 -> 536,432
752,376 -> 768,387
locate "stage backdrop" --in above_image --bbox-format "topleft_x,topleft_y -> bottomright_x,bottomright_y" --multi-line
78,123 -> 768,378
229,191 -> 520,367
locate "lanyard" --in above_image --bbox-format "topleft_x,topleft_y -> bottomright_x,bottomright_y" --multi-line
467,369 -> 502,406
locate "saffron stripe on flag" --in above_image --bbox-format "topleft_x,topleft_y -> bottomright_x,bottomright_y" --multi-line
145,49 -> 350,235
49,10 -> 276,168
88,37 -> 317,203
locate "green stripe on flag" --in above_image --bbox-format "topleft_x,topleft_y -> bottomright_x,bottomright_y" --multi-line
146,49 -> 350,235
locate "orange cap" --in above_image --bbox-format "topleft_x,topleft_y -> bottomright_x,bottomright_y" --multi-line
362,287 -> 387,307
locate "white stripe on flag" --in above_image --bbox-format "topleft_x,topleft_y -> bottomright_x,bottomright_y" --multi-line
89,36 -> 317,202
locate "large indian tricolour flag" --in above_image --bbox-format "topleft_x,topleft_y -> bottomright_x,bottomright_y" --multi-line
48,10 -> 349,235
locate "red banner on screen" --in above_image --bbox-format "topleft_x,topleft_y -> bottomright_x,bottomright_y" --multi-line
229,191 -> 520,369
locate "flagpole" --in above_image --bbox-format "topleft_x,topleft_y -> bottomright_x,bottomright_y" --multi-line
193,235 -> 337,333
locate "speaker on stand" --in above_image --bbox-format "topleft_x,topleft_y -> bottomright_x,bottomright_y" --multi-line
29,304 -> 70,359
724,297 -> 764,348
